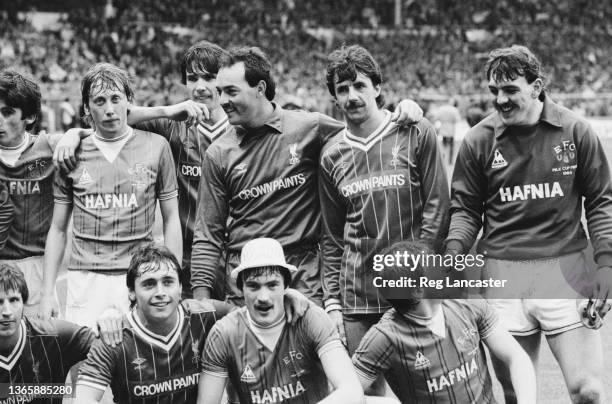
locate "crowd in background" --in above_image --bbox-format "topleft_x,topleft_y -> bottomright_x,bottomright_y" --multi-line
2,0 -> 612,124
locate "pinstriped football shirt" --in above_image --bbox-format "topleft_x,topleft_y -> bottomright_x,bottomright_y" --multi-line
201,306 -> 342,404
54,129 -> 178,272
77,300 -> 230,403
353,300 -> 497,404
0,317 -> 94,403
0,133 -> 55,259
133,117 -> 229,270
319,113 -> 450,314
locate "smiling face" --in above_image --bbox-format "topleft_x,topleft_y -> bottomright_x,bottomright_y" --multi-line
0,99 -> 31,148
0,289 -> 23,347
132,262 -> 181,329
86,79 -> 130,139
333,71 -> 381,126
242,268 -> 286,327
217,62 -> 262,127
488,75 -> 542,127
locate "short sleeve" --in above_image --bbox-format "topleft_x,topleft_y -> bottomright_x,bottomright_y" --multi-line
77,338 -> 118,392
470,300 -> 498,339
53,167 -> 73,204
156,139 -> 178,200
56,319 -> 95,367
201,323 -> 230,377
301,306 -> 341,355
351,324 -> 394,382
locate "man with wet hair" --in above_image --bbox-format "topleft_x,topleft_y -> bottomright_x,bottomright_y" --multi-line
447,45 -> 612,403
0,262 -> 94,401
352,240 -> 535,403
197,238 -> 365,404
191,46 -> 424,309
75,243 -> 231,403
42,63 -> 181,327
319,44 -> 449,395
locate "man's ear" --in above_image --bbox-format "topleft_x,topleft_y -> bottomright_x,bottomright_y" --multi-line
531,78 -> 543,98
256,80 -> 267,98
128,291 -> 136,303
24,115 -> 36,127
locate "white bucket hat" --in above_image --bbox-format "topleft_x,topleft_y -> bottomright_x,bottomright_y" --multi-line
231,238 -> 297,281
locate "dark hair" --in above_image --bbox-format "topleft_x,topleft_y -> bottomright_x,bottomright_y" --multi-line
180,41 -> 227,85
325,45 -> 385,108
0,70 -> 41,131
237,266 -> 291,291
486,45 -> 546,101
126,244 -> 183,306
0,263 -> 29,304
81,63 -> 134,112
220,47 -> 276,101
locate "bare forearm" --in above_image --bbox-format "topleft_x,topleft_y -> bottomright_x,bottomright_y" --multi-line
128,105 -> 168,125
508,356 -> 536,404
42,227 -> 67,296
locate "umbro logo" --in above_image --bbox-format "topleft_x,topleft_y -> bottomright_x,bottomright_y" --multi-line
491,149 -> 507,169
240,364 -> 256,382
132,357 -> 147,370
78,167 -> 93,185
414,351 -> 431,369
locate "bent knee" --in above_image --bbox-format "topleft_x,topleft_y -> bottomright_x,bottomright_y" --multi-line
570,378 -> 603,404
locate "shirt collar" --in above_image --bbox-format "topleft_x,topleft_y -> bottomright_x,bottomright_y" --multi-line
494,93 -> 562,138
236,103 -> 283,145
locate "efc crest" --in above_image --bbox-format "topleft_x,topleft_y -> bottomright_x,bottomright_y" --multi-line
129,163 -> 152,190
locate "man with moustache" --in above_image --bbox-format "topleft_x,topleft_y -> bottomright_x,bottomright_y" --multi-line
42,63 -> 182,327
446,45 -> 612,403
191,46 -> 423,308
318,45 -> 449,395
197,238 -> 365,404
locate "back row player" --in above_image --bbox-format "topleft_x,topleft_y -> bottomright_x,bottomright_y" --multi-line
190,46 -> 423,309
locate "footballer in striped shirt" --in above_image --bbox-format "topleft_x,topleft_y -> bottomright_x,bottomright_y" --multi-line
75,244 -> 232,404
0,263 -> 94,404
41,63 -> 182,325
352,241 -> 535,403
319,45 -> 449,367
198,238 -> 364,404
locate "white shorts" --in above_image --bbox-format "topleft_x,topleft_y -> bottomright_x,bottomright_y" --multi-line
488,298 -> 583,336
483,252 -> 590,336
66,270 -> 130,329
0,256 -> 55,317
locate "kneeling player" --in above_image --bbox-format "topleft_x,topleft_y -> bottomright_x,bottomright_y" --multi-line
74,243 -> 309,403
0,263 -> 94,402
74,244 -> 232,403
198,238 -> 364,404
352,241 -> 536,404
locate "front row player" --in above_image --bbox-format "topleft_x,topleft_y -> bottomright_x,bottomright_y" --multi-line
352,241 -> 536,404
74,243 -> 311,403
198,238 -> 366,404
0,263 -> 94,402
74,244 -> 232,403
